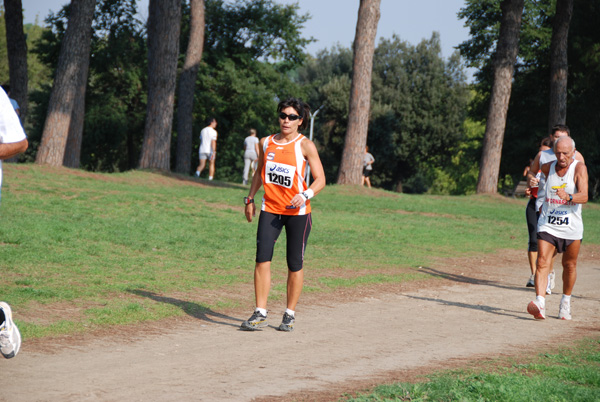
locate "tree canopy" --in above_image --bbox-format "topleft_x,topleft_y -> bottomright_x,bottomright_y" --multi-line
5,0 -> 599,198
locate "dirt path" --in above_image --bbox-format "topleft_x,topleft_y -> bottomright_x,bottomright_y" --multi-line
3,248 -> 599,402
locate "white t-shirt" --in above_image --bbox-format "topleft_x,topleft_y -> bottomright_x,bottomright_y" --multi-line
363,152 -> 374,170
244,135 -> 259,154
0,88 -> 27,189
199,126 -> 217,154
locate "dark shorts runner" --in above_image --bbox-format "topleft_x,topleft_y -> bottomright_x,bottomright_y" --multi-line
537,231 -> 581,254
256,211 -> 312,272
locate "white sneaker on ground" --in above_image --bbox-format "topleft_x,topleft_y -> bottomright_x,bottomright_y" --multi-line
558,302 -> 571,320
527,300 -> 546,320
0,302 -> 22,359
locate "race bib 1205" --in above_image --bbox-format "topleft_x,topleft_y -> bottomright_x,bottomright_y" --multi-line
265,161 -> 295,189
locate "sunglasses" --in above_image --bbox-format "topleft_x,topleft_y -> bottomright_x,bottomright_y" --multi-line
279,112 -> 301,121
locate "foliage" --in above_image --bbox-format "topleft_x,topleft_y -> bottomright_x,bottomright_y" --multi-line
298,34 -> 471,193
458,0 -> 600,199
25,0 -> 311,177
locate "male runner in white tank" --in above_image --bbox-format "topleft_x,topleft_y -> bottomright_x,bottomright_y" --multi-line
527,136 -> 588,320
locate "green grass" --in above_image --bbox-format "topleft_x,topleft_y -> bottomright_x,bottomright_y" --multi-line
1,164 -> 599,340
346,338 -> 600,402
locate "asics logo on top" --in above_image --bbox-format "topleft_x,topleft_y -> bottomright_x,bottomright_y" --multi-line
269,164 -> 290,174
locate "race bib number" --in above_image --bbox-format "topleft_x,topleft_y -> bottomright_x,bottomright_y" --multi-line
265,161 -> 295,189
548,216 -> 569,226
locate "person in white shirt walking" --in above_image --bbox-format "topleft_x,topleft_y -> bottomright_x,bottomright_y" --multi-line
195,117 -> 218,180
242,128 -> 259,185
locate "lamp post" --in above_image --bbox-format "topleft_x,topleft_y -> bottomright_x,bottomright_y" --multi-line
305,105 -> 322,186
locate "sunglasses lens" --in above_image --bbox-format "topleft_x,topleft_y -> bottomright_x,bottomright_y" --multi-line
279,113 -> 300,121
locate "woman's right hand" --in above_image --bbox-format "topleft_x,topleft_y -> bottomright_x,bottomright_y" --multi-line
245,203 -> 256,222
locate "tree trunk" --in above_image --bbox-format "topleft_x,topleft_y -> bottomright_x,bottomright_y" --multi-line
3,0 -> 28,123
63,50 -> 91,168
476,0 -> 524,194
548,0 -> 573,132
336,0 -> 380,185
175,0 -> 205,175
138,0 -> 182,171
36,0 -> 96,167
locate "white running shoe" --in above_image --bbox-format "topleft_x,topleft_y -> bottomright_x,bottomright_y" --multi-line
0,302 -> 22,359
558,302 -> 571,320
527,300 -> 546,320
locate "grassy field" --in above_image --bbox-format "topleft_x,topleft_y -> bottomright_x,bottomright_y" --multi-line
347,338 -> 600,402
1,164 -> 599,341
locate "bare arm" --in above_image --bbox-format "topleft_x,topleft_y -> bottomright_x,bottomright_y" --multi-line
527,151 -> 542,187
556,163 -> 588,204
210,138 -> 217,161
289,139 -> 326,209
0,138 -> 28,160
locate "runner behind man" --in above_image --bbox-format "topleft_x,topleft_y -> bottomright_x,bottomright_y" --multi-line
524,137 -> 552,287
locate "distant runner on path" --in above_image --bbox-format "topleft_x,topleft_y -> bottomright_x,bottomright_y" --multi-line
527,136 -> 588,321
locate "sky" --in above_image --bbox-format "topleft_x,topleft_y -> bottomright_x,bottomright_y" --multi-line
22,0 -> 471,64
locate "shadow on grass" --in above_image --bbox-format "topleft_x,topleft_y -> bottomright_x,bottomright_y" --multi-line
129,289 -> 241,328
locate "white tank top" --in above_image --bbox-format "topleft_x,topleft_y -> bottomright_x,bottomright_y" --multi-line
537,160 -> 583,240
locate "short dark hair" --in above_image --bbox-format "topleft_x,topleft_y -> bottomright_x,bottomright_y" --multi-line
277,97 -> 310,131
1,84 -> 10,94
541,137 -> 552,148
551,124 -> 570,136
206,117 -> 216,126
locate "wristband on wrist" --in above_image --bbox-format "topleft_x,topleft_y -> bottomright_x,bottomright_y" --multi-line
301,189 -> 314,201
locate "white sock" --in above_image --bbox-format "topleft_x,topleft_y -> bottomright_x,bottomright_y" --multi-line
209,176 -> 213,180
561,295 -> 571,305
255,307 -> 267,317
195,171 -> 200,177
536,295 -> 545,308
285,308 -> 295,317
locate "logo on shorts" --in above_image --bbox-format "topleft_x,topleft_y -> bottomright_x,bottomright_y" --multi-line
267,152 -> 275,161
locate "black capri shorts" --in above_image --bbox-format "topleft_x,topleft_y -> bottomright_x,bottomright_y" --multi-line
256,211 -> 312,272
525,197 -> 539,252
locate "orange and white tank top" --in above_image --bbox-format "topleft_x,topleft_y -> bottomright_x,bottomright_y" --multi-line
261,134 -> 311,215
